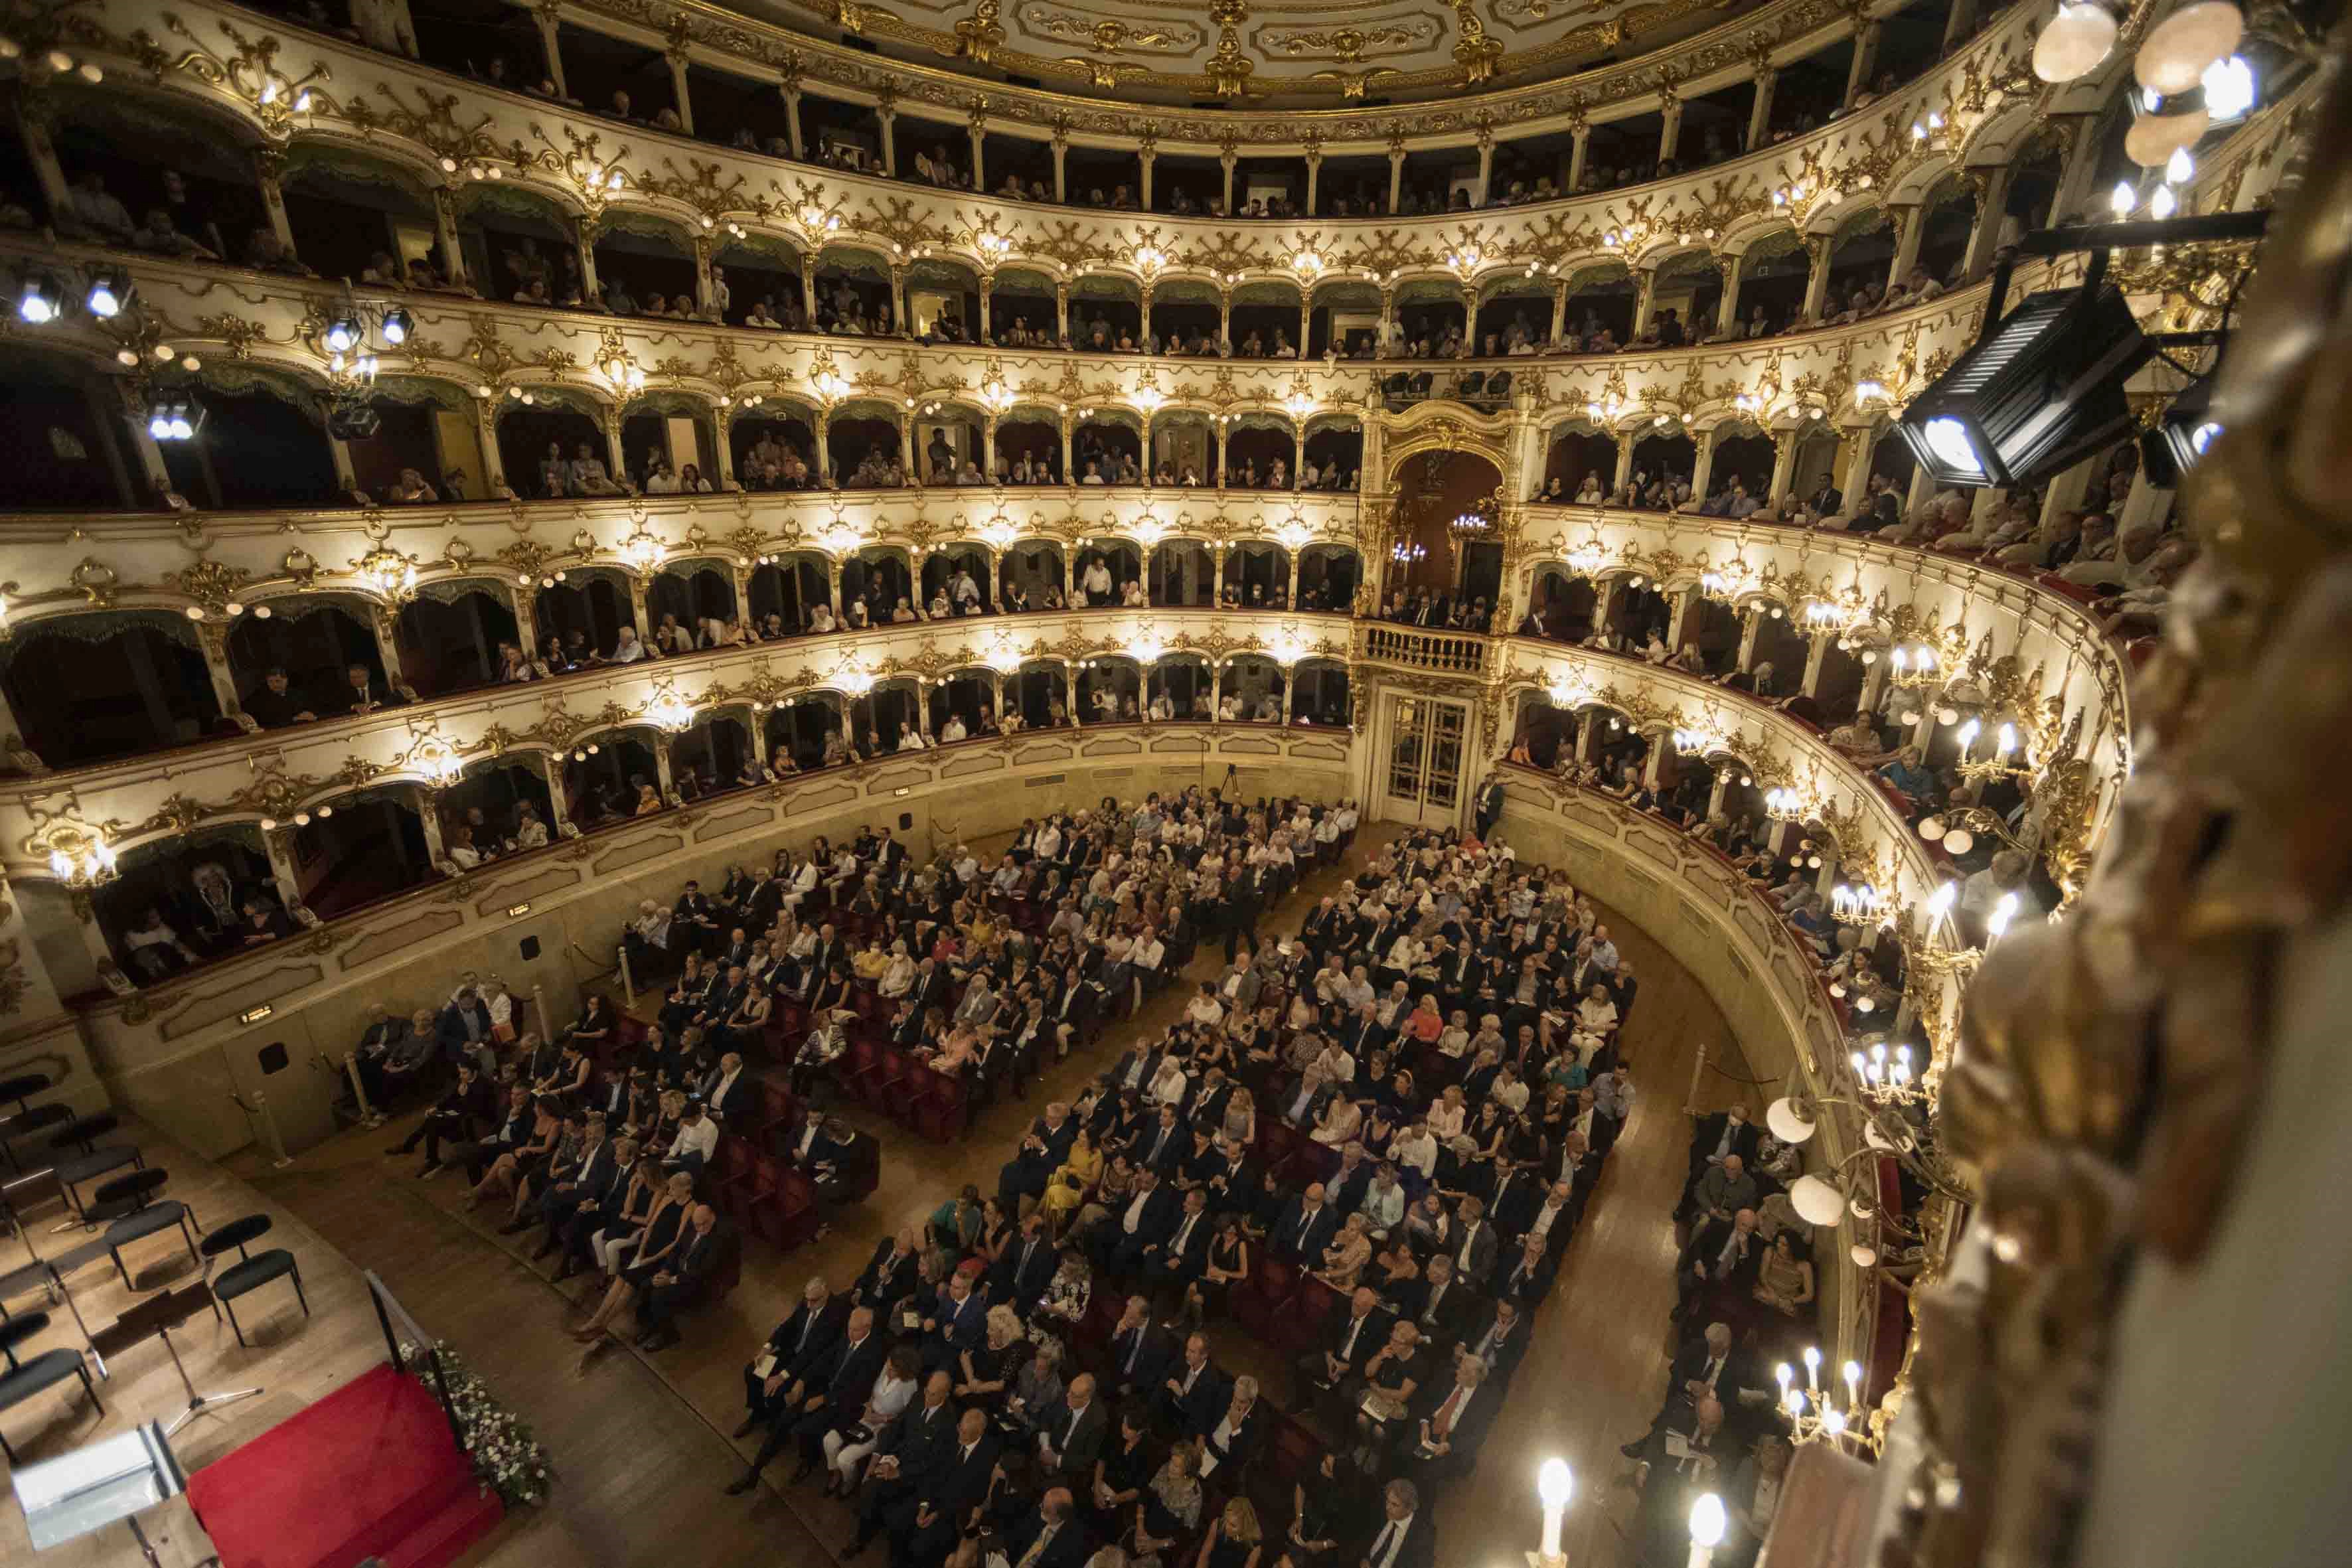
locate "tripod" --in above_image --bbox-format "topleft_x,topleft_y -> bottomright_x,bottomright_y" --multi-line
91,1281 -> 265,1435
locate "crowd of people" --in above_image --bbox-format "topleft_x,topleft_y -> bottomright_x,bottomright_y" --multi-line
687,794 -> 1672,1568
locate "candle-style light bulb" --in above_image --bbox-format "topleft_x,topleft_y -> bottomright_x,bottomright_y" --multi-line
1537,1457 -> 1573,1564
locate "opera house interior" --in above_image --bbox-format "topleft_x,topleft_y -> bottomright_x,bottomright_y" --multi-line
0,0 -> 2343,1565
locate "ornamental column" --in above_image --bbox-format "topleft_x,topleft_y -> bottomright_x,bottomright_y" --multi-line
1219,142 -> 1237,214
1305,147 -> 1323,215
11,92 -> 74,223
1734,605 -> 1765,673
253,147 -> 298,255
1688,426 -> 1720,503
195,620 -> 246,723
260,824 -> 304,911
1844,20 -> 1883,104
473,396 -> 509,495
1887,205 -> 1924,289
1054,280 -> 1071,343
1064,662 -> 1083,727
1767,432 -> 1799,507
1798,236 -> 1833,321
878,104 -> 898,177
1059,415 -> 1075,488
1566,120 -> 1590,190
372,607 -> 412,690
1716,254 -> 1745,337
1657,92 -> 1683,168
1475,129 -> 1496,205
575,216 -> 602,302
1548,279 -> 1569,345
814,412 -> 833,485
978,274 -> 994,340
1218,286 -> 1234,351
1631,268 -> 1660,334
1961,165 -> 2017,281
1840,424 -> 1880,512
782,84 -> 805,158
1799,629 -> 1836,698
1747,62 -> 1777,149
968,111 -> 988,194
534,7 -> 569,98
1611,430 -> 1636,493
1051,129 -> 1068,202
1140,138 -> 1156,208
693,232 -> 718,316
889,264 -> 909,337
1386,133 -> 1406,212
712,415 -> 738,489
1212,544 -> 1227,603
667,48 -> 695,136
429,189 -> 473,293
1942,0 -> 1982,50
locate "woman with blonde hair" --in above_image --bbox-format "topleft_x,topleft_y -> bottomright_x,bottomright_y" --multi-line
953,1302 -> 1028,1403
1194,1496 -> 1264,1568
1127,1441 -> 1202,1567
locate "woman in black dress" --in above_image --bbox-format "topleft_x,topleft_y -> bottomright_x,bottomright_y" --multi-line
1189,1214 -> 1251,1326
570,1168 -> 693,1340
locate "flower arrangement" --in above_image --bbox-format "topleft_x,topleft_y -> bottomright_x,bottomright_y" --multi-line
400,1340 -> 554,1507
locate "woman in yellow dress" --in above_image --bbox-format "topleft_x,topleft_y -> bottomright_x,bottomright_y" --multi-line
1039,1125 -> 1103,1235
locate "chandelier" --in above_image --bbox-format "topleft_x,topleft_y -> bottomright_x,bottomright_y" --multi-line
1390,540 -> 1427,566
1764,785 -> 1814,824
1776,1348 -> 1875,1450
1851,1038 -> 1928,1107
1829,880 -> 1886,927
48,833 -> 119,888
621,528 -> 664,570
1952,715 -> 2033,785
1671,724 -> 1725,757
1885,641 -> 1944,688
353,546 -> 420,602
647,695 -> 698,734
1698,560 -> 1757,603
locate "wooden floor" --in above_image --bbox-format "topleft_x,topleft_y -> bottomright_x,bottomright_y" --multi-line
9,815 -> 1766,1568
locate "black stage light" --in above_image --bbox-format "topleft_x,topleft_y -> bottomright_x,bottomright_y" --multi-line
1897,283 -> 2150,489
2142,374 -> 2219,488
327,396 -> 381,441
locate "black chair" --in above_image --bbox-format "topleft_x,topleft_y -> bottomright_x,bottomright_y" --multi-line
0,1073 -> 48,1118
49,1115 -> 143,1222
0,1310 -> 102,1461
1458,370 -> 1488,400
94,1169 -> 200,1289
0,1101 -> 71,1173
202,1215 -> 307,1347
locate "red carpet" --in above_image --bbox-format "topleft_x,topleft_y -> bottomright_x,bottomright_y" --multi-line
188,1365 -> 505,1568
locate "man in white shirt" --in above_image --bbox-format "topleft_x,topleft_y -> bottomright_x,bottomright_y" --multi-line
939,713 -> 968,743
609,626 -> 649,663
665,1100 -> 719,1174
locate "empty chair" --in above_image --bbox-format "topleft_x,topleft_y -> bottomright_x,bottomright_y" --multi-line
1486,370 -> 1514,401
1458,370 -> 1488,399
0,1101 -> 71,1173
48,1114 -> 142,1221
0,1310 -> 103,1462
94,1169 -> 200,1289
0,1073 -> 48,1118
202,1215 -> 307,1347
1407,371 -> 1435,398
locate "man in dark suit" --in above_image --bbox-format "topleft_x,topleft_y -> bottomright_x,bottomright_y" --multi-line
388,1059 -> 495,1172
1361,1478 -> 1436,1568
1494,1231 -> 1561,1308
1678,1208 -> 1762,1321
997,1101 -> 1080,1215
1097,1166 -> 1180,1275
1448,1194 -> 1499,1287
1397,1353 -> 1499,1487
1623,1320 -> 1752,1457
433,986 -> 495,1073
1132,1105 -> 1187,1178
1106,1294 -> 1174,1399
735,1277 -> 848,1433
918,1271 -> 987,1375
1030,1375 -> 1107,1486
1271,1181 -> 1340,1263
1687,1105 -> 1761,1187
989,1212 -> 1058,1306
1293,1285 -> 1388,1407
852,1226 -> 923,1314
726,1304 -> 884,1490
843,1371 -> 956,1541
635,1204 -> 729,1350
1156,1332 -> 1226,1436
886,1407 -> 997,1568
525,1112 -> 621,1258
1395,1252 -> 1470,1349
993,1488 -> 1088,1568
1141,1188 -> 1214,1306
1457,1296 -> 1529,1383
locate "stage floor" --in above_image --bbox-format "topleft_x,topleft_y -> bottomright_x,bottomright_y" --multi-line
1,1115 -> 815,1568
